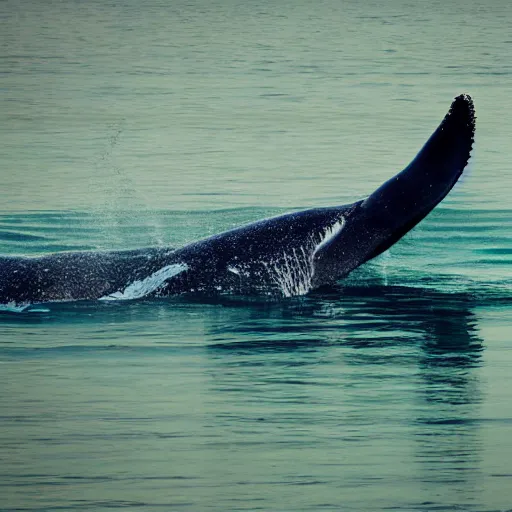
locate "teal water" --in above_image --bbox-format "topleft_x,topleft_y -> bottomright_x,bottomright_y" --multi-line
1,0 -> 512,510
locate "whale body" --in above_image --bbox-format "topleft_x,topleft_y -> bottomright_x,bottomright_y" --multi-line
0,94 -> 475,305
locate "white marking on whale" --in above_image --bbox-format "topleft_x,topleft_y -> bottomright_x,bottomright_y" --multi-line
100,263 -> 188,301
313,218 -> 346,256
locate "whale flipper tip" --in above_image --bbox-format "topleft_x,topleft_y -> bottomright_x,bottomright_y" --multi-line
448,93 -> 476,134
420,93 -> 476,181
449,93 -> 476,174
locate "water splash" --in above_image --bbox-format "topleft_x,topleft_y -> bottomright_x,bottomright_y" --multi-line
263,246 -> 314,297
264,217 -> 346,297
100,263 -> 188,301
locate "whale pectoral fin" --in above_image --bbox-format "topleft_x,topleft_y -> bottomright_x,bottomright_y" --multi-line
362,94 -> 475,220
313,94 -> 476,286
358,94 -> 476,261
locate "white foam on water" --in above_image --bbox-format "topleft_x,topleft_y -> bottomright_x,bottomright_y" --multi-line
99,263 -> 188,301
0,302 -> 33,313
0,302 -> 51,314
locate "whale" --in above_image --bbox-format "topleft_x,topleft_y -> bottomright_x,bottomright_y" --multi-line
0,94 -> 475,306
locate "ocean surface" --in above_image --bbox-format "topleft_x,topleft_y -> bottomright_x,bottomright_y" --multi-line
1,0 -> 511,510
